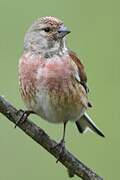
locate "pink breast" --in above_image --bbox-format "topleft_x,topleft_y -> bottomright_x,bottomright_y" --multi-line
19,54 -> 45,100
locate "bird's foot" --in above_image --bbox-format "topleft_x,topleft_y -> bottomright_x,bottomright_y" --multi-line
15,110 -> 33,128
52,139 -> 65,163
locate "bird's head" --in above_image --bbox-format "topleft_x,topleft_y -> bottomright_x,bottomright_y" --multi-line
24,16 -> 71,57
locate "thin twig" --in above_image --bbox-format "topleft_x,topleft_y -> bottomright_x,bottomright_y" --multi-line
0,95 -> 103,180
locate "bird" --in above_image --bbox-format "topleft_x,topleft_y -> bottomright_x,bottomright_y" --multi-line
18,16 -> 105,155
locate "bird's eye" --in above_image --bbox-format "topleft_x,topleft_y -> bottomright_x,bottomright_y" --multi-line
43,27 -> 51,32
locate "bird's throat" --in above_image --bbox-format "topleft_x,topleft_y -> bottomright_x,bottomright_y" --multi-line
43,39 -> 68,58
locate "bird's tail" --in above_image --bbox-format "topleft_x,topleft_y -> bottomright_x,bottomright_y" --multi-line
75,112 -> 105,137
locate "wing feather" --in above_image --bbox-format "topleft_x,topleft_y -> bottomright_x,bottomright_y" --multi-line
69,51 -> 89,93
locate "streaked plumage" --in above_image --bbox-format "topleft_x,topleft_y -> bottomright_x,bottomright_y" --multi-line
19,16 -> 105,145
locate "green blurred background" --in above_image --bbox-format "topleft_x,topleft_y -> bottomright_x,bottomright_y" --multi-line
0,0 -> 119,179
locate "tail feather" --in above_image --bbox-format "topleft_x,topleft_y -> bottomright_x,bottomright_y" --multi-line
76,112 -> 105,137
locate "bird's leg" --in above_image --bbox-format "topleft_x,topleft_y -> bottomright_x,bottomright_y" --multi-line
59,121 -> 67,145
52,122 -> 67,163
15,110 -> 34,128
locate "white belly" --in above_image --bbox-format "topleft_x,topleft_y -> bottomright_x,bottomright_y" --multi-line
28,87 -> 86,124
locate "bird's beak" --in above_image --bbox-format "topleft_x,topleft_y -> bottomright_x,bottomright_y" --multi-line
58,25 -> 71,38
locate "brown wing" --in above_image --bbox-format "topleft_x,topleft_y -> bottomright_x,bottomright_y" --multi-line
69,51 -> 89,93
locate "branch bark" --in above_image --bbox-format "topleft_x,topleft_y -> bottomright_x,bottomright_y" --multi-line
0,96 -> 103,180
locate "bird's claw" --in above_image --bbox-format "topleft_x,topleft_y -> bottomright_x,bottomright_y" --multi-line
51,139 -> 65,163
15,110 -> 30,128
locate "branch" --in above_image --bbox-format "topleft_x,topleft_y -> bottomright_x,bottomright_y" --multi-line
0,96 -> 103,180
